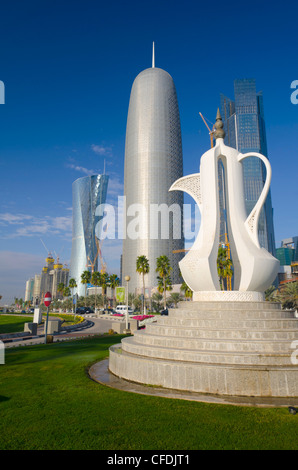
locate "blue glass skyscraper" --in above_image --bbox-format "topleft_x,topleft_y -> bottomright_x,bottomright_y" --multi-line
220,79 -> 276,255
70,174 -> 109,296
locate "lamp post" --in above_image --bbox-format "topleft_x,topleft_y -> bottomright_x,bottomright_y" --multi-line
124,275 -> 130,332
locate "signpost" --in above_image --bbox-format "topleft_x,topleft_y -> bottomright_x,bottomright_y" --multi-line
44,292 -> 52,344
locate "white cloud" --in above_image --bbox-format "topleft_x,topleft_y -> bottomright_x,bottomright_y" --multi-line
91,144 -> 112,156
0,213 -> 72,239
66,163 -> 97,176
0,213 -> 34,225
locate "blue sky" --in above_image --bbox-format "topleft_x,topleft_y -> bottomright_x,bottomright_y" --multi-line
0,0 -> 297,304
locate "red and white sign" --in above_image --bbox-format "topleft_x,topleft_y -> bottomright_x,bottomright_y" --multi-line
44,292 -> 52,307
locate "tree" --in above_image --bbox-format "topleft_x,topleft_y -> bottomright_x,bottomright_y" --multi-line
180,281 -> 193,300
91,271 -> 102,313
279,281 -> 298,310
136,255 -> 150,314
99,272 -> 110,309
265,285 -> 278,302
156,255 -> 172,309
81,270 -> 91,307
57,283 -> 65,299
217,246 -> 233,291
68,278 -> 77,313
151,292 -> 163,312
63,287 -> 71,298
169,292 -> 183,308
109,274 -> 120,308
132,295 -> 142,312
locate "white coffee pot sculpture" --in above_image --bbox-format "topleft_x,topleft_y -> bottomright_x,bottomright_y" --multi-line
170,110 -> 279,296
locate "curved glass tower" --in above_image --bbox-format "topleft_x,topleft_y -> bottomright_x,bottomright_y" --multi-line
122,51 -> 184,293
70,174 -> 109,296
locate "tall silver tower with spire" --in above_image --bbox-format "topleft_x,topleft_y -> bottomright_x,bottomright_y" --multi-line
122,44 -> 184,293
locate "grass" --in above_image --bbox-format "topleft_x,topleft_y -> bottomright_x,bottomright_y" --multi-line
0,315 -> 34,334
0,335 -> 297,450
0,313 -> 83,335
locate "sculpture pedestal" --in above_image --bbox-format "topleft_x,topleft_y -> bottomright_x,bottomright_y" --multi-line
109,300 -> 298,398
193,291 -> 264,302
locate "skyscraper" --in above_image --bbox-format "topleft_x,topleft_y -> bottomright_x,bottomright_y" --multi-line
122,45 -> 184,293
70,174 -> 109,296
220,79 -> 276,254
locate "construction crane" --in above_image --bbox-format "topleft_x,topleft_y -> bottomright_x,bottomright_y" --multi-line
86,238 -> 107,274
199,112 -> 215,148
98,239 -> 107,273
40,238 -> 50,255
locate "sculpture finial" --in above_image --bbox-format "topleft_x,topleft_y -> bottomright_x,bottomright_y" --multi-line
214,108 -> 226,140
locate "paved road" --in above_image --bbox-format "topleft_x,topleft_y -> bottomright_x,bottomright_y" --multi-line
3,315 -> 126,348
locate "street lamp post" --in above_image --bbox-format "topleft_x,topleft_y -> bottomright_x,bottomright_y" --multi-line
124,275 -> 130,332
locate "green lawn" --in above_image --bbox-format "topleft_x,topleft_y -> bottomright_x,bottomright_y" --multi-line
0,315 -> 34,334
0,313 -> 82,335
0,335 -> 297,450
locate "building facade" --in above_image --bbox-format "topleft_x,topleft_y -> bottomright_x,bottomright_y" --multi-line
122,51 -> 184,294
276,237 -> 298,285
220,79 -> 276,255
39,254 -> 69,301
25,278 -> 35,302
70,174 -> 109,296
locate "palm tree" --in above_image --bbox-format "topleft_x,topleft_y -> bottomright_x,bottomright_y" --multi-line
109,274 -> 120,308
217,246 -> 233,291
63,287 -> 71,298
91,271 -> 102,313
151,292 -> 163,312
81,270 -> 91,307
136,255 -> 150,314
180,281 -> 193,300
57,283 -> 65,300
265,285 -> 278,302
279,281 -> 298,310
68,278 -> 77,313
99,272 -> 110,309
169,292 -> 182,308
156,255 -> 172,309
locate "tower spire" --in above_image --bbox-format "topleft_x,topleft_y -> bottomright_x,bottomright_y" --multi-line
152,41 -> 155,68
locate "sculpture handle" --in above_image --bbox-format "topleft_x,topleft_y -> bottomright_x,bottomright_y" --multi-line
238,152 -> 272,248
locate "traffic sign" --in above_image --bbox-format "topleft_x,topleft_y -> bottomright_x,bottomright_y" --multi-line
44,292 -> 52,307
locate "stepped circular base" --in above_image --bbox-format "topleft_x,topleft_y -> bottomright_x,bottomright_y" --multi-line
193,291 -> 264,302
108,301 -> 298,398
91,359 -> 298,407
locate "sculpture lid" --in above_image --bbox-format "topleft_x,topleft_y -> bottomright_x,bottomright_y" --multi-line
214,108 -> 226,140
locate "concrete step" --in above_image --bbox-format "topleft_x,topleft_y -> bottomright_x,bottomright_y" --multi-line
157,316 -> 298,330
132,330 -> 297,354
176,301 -> 282,311
120,337 -> 294,367
145,323 -> 298,341
167,309 -> 296,320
